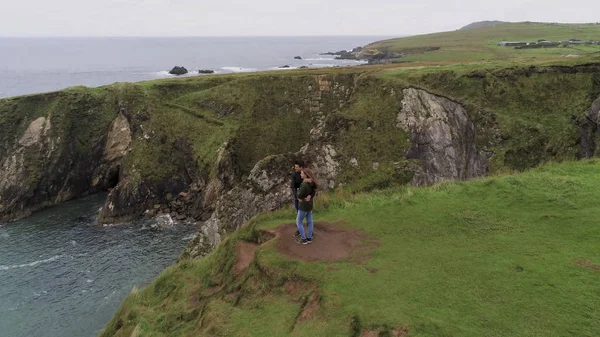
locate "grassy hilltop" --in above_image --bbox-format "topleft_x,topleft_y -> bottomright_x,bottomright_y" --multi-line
101,160 -> 600,337
364,22 -> 600,64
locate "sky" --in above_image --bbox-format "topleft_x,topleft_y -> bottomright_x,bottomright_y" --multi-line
1,0 -> 599,37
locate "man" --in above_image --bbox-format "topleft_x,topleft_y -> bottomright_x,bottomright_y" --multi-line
291,160 -> 305,213
291,160 -> 314,238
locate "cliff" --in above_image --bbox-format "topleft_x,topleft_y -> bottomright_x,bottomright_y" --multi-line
100,159 -> 600,336
2,64 -> 600,257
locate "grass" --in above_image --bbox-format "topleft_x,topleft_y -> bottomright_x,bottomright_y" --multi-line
101,160 -> 600,336
366,22 -> 600,64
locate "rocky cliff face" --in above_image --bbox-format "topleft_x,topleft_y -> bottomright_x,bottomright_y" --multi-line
182,75 -> 354,258
397,88 -> 490,186
0,91 -> 119,223
2,67 -> 600,261
577,95 -> 600,159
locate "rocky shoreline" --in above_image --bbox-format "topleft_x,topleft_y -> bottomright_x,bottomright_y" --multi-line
320,45 -> 442,64
163,46 -> 376,76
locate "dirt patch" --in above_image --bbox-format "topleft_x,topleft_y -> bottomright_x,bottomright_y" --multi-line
366,267 -> 379,274
201,285 -> 224,297
299,291 -> 320,321
234,241 -> 258,275
574,259 -> 600,271
392,327 -> 409,336
284,280 -> 314,298
273,222 -> 372,262
361,330 -> 379,337
361,327 -> 408,337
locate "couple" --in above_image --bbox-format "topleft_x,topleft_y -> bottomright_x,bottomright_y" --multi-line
291,160 -> 318,245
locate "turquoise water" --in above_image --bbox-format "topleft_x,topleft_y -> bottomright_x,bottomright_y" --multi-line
0,194 -> 197,337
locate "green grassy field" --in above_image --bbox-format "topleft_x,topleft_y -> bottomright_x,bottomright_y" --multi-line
101,160 -> 600,337
366,22 -> 600,64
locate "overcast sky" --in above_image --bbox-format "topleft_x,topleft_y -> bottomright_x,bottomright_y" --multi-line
1,0 -> 599,37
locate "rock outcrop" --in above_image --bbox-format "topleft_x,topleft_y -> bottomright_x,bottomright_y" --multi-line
0,92 -> 118,223
577,95 -> 600,158
169,66 -> 188,75
396,88 -> 490,186
182,74 -> 355,258
198,69 -> 215,74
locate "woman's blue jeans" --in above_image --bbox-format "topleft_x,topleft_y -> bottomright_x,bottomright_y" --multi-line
296,210 -> 313,240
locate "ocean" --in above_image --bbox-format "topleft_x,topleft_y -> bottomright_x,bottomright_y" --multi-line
0,36 -> 390,98
0,195 -> 198,337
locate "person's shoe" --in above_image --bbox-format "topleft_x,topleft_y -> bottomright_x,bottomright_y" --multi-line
296,238 -> 310,245
306,237 -> 313,243
293,230 -> 301,238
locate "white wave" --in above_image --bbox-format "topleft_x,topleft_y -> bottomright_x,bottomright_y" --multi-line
182,233 -> 197,241
269,66 -> 298,70
310,64 -> 337,68
33,290 -> 48,298
221,66 -> 258,73
304,57 -> 336,61
0,255 -> 64,271
154,70 -> 198,78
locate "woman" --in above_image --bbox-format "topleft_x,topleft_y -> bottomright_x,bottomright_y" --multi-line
295,168 -> 318,245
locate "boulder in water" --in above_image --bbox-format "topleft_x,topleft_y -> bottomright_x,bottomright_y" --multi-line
198,69 -> 215,74
169,66 -> 188,75
152,214 -> 174,230
279,65 -> 291,68
294,56 -> 302,60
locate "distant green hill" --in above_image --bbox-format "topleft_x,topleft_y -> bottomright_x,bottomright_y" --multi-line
365,22 -> 600,64
460,20 -> 508,30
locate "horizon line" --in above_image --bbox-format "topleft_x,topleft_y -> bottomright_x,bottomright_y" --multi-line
0,34 -> 402,38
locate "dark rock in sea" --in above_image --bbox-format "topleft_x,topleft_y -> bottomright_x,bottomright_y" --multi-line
334,50 -> 358,60
198,69 -> 215,74
169,66 -> 188,75
299,66 -> 309,69
279,65 -> 291,68
294,56 -> 302,60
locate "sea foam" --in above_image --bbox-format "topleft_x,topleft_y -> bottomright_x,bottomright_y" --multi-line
221,67 -> 258,73
0,255 -> 64,271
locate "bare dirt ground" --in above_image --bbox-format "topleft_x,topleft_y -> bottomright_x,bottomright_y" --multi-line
234,221 -> 373,278
234,241 -> 258,275
272,222 -> 369,262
